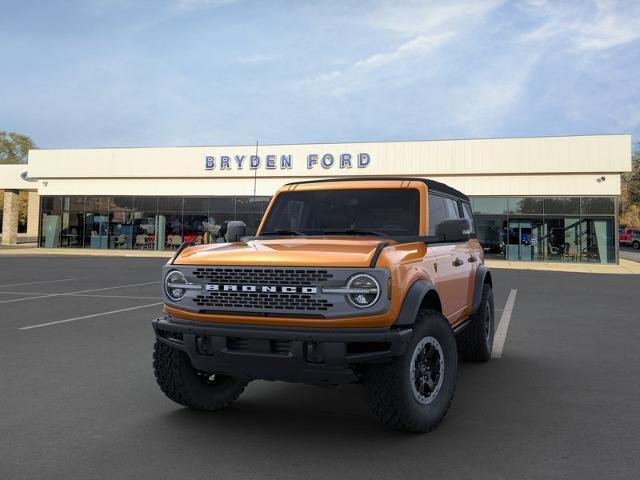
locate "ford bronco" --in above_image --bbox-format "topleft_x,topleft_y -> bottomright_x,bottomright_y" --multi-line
152,178 -> 494,432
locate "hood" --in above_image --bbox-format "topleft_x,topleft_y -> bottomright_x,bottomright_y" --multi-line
173,237 -> 388,268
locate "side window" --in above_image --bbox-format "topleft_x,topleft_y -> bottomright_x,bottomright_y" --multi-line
428,195 -> 447,235
461,202 -> 476,234
428,194 -> 461,235
443,198 -> 460,219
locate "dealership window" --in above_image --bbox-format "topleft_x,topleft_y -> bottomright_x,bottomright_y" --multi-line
40,196 -> 63,247
40,195 -> 273,251
38,194 -> 616,263
507,197 -> 543,215
471,196 -> 616,263
471,197 -> 508,215
580,197 -> 614,215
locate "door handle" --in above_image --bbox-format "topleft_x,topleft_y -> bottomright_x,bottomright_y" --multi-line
452,258 -> 464,267
468,255 -> 477,263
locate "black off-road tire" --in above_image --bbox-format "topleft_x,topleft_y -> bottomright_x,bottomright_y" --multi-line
457,283 -> 495,362
362,310 -> 458,433
153,340 -> 247,411
633,241 -> 640,250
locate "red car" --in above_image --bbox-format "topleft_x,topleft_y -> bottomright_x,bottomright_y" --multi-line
619,227 -> 640,250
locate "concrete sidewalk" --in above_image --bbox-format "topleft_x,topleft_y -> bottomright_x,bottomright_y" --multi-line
0,246 -> 173,258
485,258 -> 640,274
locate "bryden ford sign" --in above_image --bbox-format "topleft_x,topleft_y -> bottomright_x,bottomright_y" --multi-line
205,152 -> 371,171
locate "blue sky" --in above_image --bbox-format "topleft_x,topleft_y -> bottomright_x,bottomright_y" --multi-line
1,0 -> 639,148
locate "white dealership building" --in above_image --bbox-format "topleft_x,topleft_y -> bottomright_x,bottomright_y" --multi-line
0,134 -> 632,263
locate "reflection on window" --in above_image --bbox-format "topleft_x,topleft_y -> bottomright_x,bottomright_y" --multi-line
508,197 -> 542,215
472,197 -> 508,215
544,197 -> 580,215
580,197 -> 615,215
475,217 -> 506,258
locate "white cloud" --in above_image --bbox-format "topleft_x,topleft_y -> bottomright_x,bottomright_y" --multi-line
301,32 -> 455,96
300,0 -> 504,97
169,0 -> 237,13
520,0 -> 640,51
365,0 -> 505,36
236,50 -> 290,65
352,32 -> 456,70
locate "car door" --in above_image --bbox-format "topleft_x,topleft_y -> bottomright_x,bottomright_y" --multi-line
445,198 -> 474,320
427,194 -> 472,322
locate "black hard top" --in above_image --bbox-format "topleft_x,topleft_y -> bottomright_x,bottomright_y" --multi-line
285,177 -> 470,202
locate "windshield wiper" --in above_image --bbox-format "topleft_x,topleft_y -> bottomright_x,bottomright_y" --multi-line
322,229 -> 387,237
260,229 -> 306,236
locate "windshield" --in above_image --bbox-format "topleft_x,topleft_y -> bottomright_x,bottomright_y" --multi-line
260,188 -> 420,237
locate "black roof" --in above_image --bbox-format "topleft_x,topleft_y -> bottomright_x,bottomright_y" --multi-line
284,177 -> 469,202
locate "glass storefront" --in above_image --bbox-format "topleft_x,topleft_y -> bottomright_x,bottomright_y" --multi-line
39,195 -> 270,251
39,194 -> 617,263
471,196 -> 616,263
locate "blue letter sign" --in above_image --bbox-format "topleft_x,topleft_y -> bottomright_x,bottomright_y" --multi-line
205,152 -> 371,171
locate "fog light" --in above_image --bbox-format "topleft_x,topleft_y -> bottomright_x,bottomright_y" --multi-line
305,341 -> 324,363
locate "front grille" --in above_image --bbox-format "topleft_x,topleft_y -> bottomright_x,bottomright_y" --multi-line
192,267 -> 332,286
193,291 -> 333,311
189,267 -> 334,314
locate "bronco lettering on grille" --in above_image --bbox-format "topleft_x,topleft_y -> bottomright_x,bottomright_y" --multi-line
205,284 -> 318,294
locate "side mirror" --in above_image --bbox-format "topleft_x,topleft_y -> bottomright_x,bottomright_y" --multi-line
435,219 -> 471,242
225,221 -> 247,242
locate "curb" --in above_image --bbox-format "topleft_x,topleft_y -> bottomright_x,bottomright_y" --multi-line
0,247 -> 174,258
485,258 -> 640,275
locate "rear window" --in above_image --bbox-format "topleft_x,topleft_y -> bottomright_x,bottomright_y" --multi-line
261,188 -> 420,236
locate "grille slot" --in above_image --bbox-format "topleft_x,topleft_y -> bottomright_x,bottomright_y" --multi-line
192,267 -> 332,286
227,337 -> 249,352
193,291 -> 333,311
226,338 -> 291,356
270,340 -> 291,355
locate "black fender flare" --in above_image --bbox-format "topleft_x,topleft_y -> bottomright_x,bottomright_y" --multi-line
470,265 -> 492,315
393,280 -> 439,327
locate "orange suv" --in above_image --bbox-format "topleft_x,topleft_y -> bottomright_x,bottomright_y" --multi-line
152,178 -> 494,432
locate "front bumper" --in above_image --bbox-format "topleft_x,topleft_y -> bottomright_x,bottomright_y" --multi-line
153,315 -> 413,385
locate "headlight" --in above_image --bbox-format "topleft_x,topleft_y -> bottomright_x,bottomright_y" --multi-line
345,274 -> 380,308
165,270 -> 187,301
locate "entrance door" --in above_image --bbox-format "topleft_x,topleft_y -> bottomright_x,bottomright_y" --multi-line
507,219 -> 544,261
578,218 -> 614,263
84,214 -> 109,249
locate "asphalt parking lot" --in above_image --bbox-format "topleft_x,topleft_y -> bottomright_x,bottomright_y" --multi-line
620,245 -> 640,263
1,256 -> 639,480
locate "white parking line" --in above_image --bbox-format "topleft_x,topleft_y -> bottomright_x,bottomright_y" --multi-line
0,291 -> 158,300
0,278 -> 76,288
0,291 -> 46,296
62,293 -> 160,300
19,303 -> 163,330
492,289 -> 518,359
0,281 -> 159,304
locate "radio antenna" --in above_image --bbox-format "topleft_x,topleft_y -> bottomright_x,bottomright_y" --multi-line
252,139 -> 258,201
